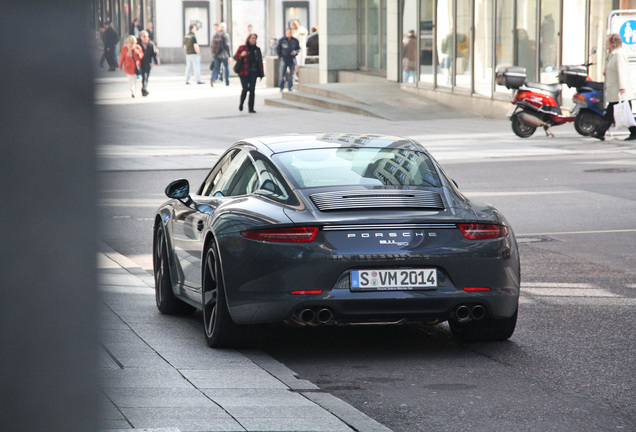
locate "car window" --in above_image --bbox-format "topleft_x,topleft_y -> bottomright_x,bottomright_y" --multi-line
273,147 -> 442,189
251,151 -> 291,202
199,149 -> 240,196
209,150 -> 250,197
225,158 -> 257,196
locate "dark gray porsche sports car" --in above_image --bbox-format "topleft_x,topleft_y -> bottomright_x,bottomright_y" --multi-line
153,133 -> 520,347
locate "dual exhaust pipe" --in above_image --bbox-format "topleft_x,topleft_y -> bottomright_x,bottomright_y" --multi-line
292,307 -> 334,326
455,304 -> 487,323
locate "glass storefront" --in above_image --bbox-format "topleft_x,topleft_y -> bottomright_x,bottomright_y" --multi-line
359,0 -> 387,71
399,0 -> 618,103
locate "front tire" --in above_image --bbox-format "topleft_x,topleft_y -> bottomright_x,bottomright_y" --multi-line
511,113 -> 537,138
153,225 -> 195,315
574,110 -> 602,136
202,242 -> 244,348
449,309 -> 517,343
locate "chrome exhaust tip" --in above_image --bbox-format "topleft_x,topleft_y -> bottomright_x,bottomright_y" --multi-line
456,305 -> 471,323
317,308 -> 334,324
470,305 -> 486,320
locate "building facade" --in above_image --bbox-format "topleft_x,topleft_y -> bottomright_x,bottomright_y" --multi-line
90,0 -> 636,116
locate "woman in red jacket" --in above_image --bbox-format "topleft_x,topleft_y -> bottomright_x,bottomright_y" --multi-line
119,35 -> 144,98
233,33 -> 264,113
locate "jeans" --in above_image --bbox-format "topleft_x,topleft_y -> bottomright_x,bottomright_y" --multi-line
140,65 -> 151,92
278,58 -> 295,90
185,54 -> 201,83
240,72 -> 258,111
212,58 -> 229,85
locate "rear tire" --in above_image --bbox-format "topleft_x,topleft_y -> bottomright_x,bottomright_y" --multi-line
202,242 -> 245,348
449,309 -> 517,343
574,110 -> 602,136
511,113 -> 536,138
153,225 -> 195,315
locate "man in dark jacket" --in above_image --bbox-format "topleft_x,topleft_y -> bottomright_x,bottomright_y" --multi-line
103,21 -> 119,71
276,28 -> 300,91
137,30 -> 160,96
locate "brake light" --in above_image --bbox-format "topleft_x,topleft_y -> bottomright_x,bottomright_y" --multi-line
241,226 -> 318,243
458,224 -> 508,240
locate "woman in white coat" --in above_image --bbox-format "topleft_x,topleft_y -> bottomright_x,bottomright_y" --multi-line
594,33 -> 636,140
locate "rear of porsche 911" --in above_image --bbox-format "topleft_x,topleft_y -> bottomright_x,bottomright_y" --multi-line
221,214 -> 519,334
218,139 -> 520,342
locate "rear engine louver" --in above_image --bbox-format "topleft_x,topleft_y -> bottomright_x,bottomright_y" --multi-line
309,190 -> 445,211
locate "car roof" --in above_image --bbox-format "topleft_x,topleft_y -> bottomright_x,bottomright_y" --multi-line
242,133 -> 425,155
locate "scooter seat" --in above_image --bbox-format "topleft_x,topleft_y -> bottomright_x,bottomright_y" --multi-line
525,82 -> 562,95
580,81 -> 603,91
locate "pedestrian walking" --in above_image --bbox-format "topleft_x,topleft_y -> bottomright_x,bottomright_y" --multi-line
211,22 -> 231,86
234,33 -> 264,113
129,18 -> 141,38
146,21 -> 155,42
593,33 -> 636,141
290,19 -> 308,76
119,35 -> 144,98
184,24 -> 204,85
402,30 -> 417,83
103,21 -> 119,71
276,28 -> 300,92
137,30 -> 159,97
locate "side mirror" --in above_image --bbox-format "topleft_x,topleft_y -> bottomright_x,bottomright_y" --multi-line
165,179 -> 190,199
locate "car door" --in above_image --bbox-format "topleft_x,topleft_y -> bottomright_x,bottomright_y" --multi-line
171,149 -> 244,291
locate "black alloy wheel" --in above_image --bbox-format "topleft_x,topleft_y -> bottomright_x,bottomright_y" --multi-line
574,110 -> 602,136
511,113 -> 537,138
153,225 -> 195,314
449,308 -> 517,342
202,242 -> 243,348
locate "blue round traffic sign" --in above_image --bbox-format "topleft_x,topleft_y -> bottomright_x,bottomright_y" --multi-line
619,20 -> 636,45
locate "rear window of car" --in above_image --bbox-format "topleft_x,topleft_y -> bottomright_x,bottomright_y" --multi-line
273,147 -> 442,189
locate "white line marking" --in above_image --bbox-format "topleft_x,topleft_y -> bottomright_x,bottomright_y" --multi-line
522,282 -> 594,288
517,229 -> 636,236
523,288 -> 619,297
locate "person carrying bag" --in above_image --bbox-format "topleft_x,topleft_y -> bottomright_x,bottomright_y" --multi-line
593,33 -> 636,141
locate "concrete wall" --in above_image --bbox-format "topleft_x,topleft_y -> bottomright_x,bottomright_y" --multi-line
386,0 -> 398,82
319,0 -> 357,83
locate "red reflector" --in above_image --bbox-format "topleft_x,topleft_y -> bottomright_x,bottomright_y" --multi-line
464,287 -> 491,292
290,290 -> 323,295
241,226 -> 318,243
458,223 -> 508,240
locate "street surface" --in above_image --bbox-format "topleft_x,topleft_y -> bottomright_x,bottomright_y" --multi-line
97,65 -> 636,431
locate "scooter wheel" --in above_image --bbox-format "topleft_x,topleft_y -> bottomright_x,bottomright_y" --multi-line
511,113 -> 536,138
574,110 -> 602,136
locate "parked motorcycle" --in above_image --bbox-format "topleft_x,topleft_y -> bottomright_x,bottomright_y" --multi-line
561,64 -> 604,136
496,65 -> 577,138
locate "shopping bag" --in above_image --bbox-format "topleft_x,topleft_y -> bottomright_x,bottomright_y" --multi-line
613,98 -> 636,129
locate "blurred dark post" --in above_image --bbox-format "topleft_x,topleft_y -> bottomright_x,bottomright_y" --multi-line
0,2 -> 99,432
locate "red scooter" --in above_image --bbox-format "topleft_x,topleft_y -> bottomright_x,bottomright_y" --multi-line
496,66 -> 585,138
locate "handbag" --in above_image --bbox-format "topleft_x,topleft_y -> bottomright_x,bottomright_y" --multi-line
613,96 -> 636,129
233,58 -> 242,74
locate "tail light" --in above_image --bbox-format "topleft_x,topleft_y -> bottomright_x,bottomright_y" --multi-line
241,226 -> 318,243
458,224 -> 508,240
573,93 -> 585,102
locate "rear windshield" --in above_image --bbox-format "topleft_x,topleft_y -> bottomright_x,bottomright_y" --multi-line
273,147 -> 442,189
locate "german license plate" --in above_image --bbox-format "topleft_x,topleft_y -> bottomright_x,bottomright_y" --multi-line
350,269 -> 437,291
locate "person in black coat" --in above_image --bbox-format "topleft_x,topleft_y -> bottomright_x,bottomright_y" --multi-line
137,30 -> 160,96
233,33 -> 265,113
103,21 -> 119,71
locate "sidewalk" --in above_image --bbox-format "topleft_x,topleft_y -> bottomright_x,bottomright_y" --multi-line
98,245 -> 392,432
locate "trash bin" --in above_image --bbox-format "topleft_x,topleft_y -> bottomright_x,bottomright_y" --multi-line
265,56 -> 280,88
